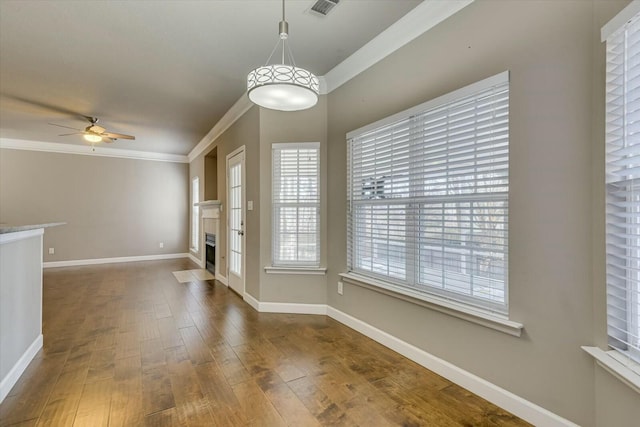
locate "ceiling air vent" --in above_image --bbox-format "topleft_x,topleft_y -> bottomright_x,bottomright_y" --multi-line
310,0 -> 340,16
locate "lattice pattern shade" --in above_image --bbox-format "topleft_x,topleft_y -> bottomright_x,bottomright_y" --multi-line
247,64 -> 319,111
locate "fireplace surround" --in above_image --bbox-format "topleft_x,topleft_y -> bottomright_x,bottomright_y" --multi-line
196,200 -> 221,279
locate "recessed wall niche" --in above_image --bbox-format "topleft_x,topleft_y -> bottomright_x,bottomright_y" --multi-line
204,147 -> 217,201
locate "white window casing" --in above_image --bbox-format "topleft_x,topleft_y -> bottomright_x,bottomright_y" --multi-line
272,142 -> 320,267
604,6 -> 640,366
347,71 -> 510,316
191,177 -> 199,251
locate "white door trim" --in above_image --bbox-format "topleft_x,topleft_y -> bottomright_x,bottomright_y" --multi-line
226,145 -> 246,296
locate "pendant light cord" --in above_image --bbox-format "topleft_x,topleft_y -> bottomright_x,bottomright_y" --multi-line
264,39 -> 280,66
281,0 -> 286,64
286,40 -> 296,67
263,0 -> 296,67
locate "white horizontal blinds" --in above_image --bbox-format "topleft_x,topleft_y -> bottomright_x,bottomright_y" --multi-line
272,143 -> 320,266
349,117 -> 412,281
347,73 -> 509,313
605,11 -> 640,362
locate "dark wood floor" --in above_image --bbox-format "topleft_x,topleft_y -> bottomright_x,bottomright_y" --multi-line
0,259 -> 530,426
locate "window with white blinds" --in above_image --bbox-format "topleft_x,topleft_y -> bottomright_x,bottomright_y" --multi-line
347,72 -> 509,314
272,143 -> 320,266
191,177 -> 199,251
605,10 -> 640,364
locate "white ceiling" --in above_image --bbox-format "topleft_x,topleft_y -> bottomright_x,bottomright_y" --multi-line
0,0 -> 422,155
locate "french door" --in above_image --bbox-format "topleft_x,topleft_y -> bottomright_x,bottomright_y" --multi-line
227,147 -> 245,296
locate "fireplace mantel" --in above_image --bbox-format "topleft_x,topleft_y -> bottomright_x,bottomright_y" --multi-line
195,200 -> 221,209
196,200 -> 221,219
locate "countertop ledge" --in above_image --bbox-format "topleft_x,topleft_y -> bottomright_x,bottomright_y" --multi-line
0,222 -> 66,234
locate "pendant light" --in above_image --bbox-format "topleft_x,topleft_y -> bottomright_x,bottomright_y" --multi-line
247,0 -> 319,111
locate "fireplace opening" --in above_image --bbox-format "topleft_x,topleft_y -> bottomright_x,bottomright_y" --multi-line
205,233 -> 215,274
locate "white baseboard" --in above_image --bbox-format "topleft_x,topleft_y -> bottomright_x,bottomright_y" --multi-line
43,253 -> 189,268
244,292 -> 260,311
260,302 -> 326,315
188,252 -> 201,266
0,334 -> 43,403
325,307 -> 578,427
216,274 -> 228,286
246,297 -> 327,315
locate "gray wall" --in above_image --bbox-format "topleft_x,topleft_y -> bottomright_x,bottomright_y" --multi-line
258,97 -> 328,304
190,107 -> 261,298
0,149 -> 189,261
190,100 -> 329,304
204,152 -> 218,201
324,1 -> 635,426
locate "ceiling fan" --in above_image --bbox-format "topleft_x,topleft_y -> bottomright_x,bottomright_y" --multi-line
50,116 -> 135,144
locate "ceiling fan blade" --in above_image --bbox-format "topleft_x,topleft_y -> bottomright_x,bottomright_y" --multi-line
58,132 -> 82,136
103,132 -> 135,140
103,137 -> 115,143
49,123 -> 82,131
88,125 -> 106,134
2,94 -> 93,122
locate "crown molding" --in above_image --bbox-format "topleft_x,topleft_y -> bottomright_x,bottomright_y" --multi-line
322,0 -> 474,94
0,138 -> 188,163
317,76 -> 328,95
188,0 -> 474,161
187,95 -> 254,162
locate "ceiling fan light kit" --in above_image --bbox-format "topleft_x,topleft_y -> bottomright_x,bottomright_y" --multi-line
83,133 -> 102,143
247,0 -> 319,111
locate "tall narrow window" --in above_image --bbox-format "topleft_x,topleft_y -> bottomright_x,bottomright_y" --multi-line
191,177 -> 199,251
347,72 -> 509,314
272,143 -> 320,266
605,9 -> 640,363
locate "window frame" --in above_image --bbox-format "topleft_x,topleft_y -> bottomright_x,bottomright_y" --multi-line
346,71 -> 510,317
580,1 -> 640,393
604,4 -> 640,366
191,176 -> 199,252
271,142 -> 321,268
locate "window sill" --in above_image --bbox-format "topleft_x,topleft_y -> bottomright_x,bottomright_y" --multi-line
339,272 -> 523,337
582,346 -> 640,394
264,266 -> 327,275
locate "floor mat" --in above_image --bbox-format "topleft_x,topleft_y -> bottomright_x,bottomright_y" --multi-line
172,269 -> 215,283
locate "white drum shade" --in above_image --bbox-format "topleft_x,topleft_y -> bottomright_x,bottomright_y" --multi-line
247,64 -> 319,111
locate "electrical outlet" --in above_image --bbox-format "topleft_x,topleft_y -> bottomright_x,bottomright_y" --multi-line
159,242 -> 164,248
48,248 -> 54,255
338,281 -> 343,295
